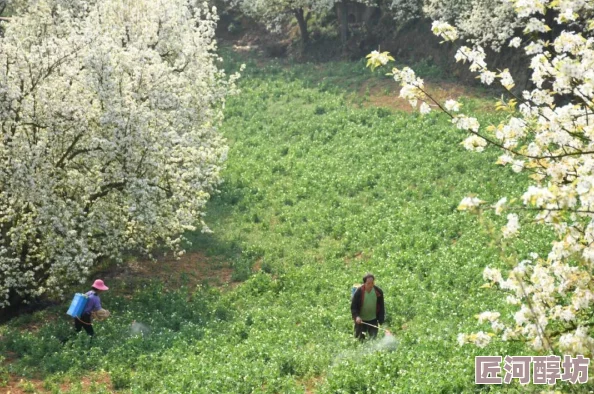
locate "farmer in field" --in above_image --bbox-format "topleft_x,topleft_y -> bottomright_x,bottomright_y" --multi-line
351,273 -> 385,340
74,279 -> 110,336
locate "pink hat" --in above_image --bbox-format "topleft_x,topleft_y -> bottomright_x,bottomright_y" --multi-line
92,279 -> 109,291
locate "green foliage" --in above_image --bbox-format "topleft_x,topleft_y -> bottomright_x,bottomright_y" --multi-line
2,55 -> 588,393
111,367 -> 132,390
0,356 -> 8,387
407,56 -> 448,81
220,46 -> 454,97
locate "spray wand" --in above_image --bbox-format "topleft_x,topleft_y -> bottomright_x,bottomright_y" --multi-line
360,321 -> 392,336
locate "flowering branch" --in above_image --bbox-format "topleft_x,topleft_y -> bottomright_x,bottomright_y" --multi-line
367,0 -> 594,356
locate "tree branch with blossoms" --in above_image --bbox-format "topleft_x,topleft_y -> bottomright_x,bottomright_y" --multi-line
367,0 -> 594,357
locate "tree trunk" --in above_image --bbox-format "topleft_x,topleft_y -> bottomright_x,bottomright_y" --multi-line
294,8 -> 309,45
337,0 -> 349,47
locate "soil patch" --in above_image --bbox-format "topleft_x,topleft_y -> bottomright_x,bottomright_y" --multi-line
98,251 -> 235,292
357,79 -> 495,113
1,372 -> 112,394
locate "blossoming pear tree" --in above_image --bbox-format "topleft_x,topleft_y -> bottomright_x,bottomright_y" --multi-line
367,0 -> 594,356
0,0 -> 241,308
423,0 -> 522,51
376,0 -> 521,51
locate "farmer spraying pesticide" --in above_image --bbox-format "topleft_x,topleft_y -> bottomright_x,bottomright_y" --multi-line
72,279 -> 110,336
350,273 -> 387,341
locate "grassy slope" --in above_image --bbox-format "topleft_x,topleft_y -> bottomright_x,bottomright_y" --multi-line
2,53 -> 585,393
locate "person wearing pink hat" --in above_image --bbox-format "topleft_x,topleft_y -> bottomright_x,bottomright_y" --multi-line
74,279 -> 109,336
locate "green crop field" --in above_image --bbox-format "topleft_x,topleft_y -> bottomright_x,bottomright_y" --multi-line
0,52 -> 584,393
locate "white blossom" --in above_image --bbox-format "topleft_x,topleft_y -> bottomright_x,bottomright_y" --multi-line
444,99 -> 461,112
493,197 -> 508,215
523,18 -> 550,34
499,69 -> 515,89
480,70 -> 497,85
502,213 -> 520,238
511,160 -> 525,173
476,311 -> 501,323
419,102 -> 432,114
509,37 -> 522,48
452,115 -> 480,132
483,266 -> 503,283
368,50 -> 392,66
462,135 -> 488,152
473,331 -> 492,348
431,20 -> 458,41
458,196 -> 485,211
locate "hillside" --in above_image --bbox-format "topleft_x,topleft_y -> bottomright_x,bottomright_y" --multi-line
0,49 -> 582,393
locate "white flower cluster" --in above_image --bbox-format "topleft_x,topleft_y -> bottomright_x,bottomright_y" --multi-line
461,135 -> 487,152
390,67 -> 426,108
466,256 -> 594,354
457,331 -> 494,348
424,0 -> 523,51
444,99 -> 461,112
0,0 -> 238,306
502,213 -> 520,238
389,0 -> 423,23
452,115 -> 480,133
457,196 -> 485,211
431,20 -> 459,42
368,51 -> 392,67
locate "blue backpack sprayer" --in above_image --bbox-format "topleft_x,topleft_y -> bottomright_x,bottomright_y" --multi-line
66,293 -> 88,318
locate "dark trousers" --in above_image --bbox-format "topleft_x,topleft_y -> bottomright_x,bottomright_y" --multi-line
74,313 -> 94,336
354,318 -> 378,340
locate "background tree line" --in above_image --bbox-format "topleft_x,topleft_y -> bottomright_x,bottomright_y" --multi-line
216,0 -> 549,89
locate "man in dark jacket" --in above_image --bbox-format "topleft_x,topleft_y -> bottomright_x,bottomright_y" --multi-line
351,273 -> 385,340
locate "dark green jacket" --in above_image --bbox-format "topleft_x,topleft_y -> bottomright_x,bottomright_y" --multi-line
350,285 -> 385,324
